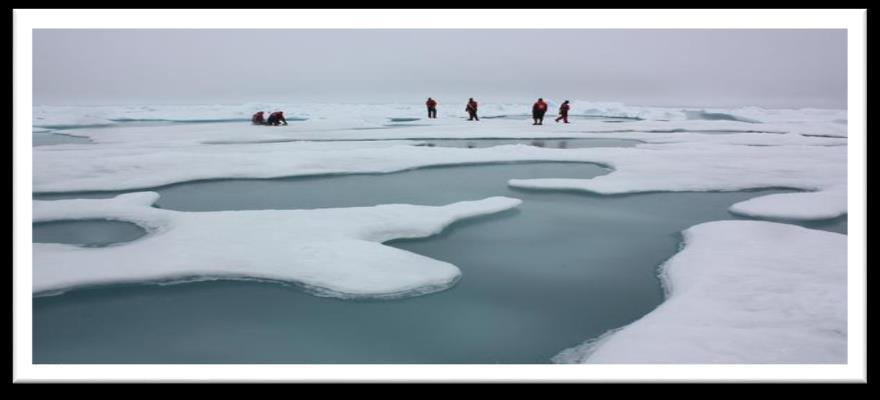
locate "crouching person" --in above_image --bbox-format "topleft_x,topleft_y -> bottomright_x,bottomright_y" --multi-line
267,111 -> 288,126
252,111 -> 266,125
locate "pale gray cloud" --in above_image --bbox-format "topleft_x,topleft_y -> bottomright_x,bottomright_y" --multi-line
33,29 -> 846,108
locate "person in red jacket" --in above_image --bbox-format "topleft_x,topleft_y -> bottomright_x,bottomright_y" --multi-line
426,97 -> 438,119
252,111 -> 266,125
532,98 -> 548,125
266,111 -> 288,126
555,100 -> 571,123
465,98 -> 479,121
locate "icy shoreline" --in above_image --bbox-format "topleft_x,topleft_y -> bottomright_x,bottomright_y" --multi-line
554,220 -> 846,364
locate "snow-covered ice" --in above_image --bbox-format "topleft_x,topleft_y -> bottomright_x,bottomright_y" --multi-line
553,220 -> 847,364
32,102 -> 847,224
32,101 -> 848,133
30,101 -> 849,363
507,143 -> 847,221
34,132 -> 846,222
729,186 -> 848,221
32,192 -> 522,297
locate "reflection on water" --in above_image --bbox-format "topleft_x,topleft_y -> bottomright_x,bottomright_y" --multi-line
32,133 -> 93,146
34,220 -> 146,247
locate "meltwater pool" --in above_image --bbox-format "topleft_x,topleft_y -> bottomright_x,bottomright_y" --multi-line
32,162 -> 846,363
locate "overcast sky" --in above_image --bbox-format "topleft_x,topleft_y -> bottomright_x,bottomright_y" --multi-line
32,29 -> 846,108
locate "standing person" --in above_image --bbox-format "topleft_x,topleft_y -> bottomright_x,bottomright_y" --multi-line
466,98 -> 479,121
252,111 -> 266,125
532,98 -> 548,125
555,100 -> 571,123
266,111 -> 288,126
426,97 -> 438,119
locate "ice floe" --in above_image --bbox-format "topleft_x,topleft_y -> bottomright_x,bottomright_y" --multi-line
553,220 -> 846,363
32,192 -> 522,297
508,143 -> 847,220
729,185 -> 848,221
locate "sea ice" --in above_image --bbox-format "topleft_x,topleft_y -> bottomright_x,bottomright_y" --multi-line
33,115 -> 846,222
32,193 -> 522,297
553,220 -> 847,364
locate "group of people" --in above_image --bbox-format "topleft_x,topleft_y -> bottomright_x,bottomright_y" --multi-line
425,97 -> 571,124
531,98 -> 571,125
251,99 -> 571,127
251,111 -> 288,126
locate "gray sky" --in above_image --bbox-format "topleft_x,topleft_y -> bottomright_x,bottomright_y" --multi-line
32,29 -> 847,108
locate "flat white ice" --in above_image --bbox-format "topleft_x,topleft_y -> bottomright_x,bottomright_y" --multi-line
32,102 -> 847,222
32,192 -> 522,297
553,220 -> 847,364
32,101 -> 848,131
729,185 -> 848,221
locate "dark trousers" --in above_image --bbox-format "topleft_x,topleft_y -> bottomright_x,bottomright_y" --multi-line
427,107 -> 437,118
468,111 -> 479,121
267,118 -> 287,126
556,112 -> 568,123
533,112 -> 546,125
